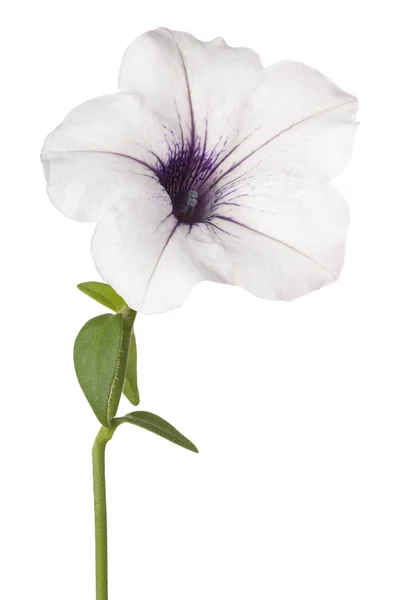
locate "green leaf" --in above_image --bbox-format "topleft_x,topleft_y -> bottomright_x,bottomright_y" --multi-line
115,411 -> 199,453
123,332 -> 140,406
77,281 -> 127,313
74,313 -> 132,427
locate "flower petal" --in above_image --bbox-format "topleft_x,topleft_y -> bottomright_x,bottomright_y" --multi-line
91,184 -> 226,314
41,93 -> 171,221
119,28 -> 263,149
205,60 -> 358,189
201,178 -> 350,301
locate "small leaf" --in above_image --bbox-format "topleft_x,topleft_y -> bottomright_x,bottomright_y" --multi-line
115,411 -> 198,453
123,332 -> 140,406
74,313 -> 131,426
77,281 -> 127,313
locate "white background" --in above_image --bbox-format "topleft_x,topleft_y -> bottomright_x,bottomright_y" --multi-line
1,1 -> 399,598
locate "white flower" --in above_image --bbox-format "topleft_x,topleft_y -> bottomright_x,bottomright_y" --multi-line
41,28 -> 358,314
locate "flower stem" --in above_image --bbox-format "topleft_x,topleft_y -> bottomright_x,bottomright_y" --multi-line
92,425 -> 118,600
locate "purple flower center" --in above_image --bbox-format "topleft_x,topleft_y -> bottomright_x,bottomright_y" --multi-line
153,128 -> 228,224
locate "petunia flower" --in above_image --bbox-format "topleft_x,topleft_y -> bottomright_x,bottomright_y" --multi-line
41,28 -> 358,314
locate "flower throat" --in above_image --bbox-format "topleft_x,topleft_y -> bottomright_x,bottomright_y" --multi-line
154,130 -> 227,225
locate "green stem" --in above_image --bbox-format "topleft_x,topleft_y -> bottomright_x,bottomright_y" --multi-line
92,425 -> 118,600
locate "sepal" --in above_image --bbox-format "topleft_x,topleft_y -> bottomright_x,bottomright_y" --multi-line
113,411 -> 198,453
77,281 -> 127,313
122,333 -> 140,406
77,281 -> 140,407
74,312 -> 133,426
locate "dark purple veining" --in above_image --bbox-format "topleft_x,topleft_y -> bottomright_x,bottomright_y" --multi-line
151,123 -> 234,224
